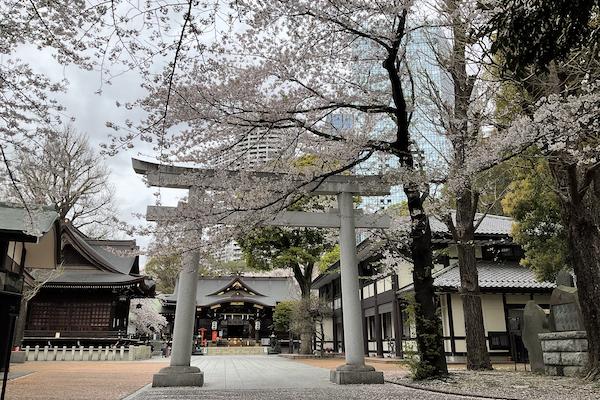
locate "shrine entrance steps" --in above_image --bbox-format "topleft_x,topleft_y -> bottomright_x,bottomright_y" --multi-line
204,346 -> 268,356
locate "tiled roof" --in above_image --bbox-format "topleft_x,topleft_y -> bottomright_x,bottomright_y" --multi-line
0,203 -> 58,239
46,271 -> 145,286
62,222 -> 139,275
163,275 -> 300,307
429,212 -> 514,236
399,261 -> 555,293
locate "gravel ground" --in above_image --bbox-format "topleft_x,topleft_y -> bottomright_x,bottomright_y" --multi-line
386,370 -> 600,400
129,385 -> 479,400
5,360 -> 168,400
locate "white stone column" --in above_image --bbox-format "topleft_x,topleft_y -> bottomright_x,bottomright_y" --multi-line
337,191 -> 365,367
152,213 -> 204,386
331,191 -> 383,384
169,247 -> 200,366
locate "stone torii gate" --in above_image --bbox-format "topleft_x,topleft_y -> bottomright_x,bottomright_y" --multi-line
132,158 -> 390,386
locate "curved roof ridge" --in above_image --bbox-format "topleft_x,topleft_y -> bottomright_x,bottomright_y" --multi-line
61,222 -> 136,275
206,276 -> 267,297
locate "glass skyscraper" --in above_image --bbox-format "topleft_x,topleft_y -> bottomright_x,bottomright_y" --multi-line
327,25 -> 453,212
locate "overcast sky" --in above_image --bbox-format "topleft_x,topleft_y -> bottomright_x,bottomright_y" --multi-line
15,46 -> 186,265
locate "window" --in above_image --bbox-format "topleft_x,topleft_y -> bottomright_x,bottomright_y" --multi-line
28,301 -> 113,331
376,277 -> 392,294
333,298 -> 342,310
367,316 -> 376,340
401,310 -> 412,338
382,312 -> 393,339
488,332 -> 510,350
362,283 -> 374,298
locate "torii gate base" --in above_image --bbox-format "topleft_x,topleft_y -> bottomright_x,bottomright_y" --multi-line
153,366 -> 204,387
331,366 -> 383,385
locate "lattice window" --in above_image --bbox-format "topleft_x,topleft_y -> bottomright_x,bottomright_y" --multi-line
28,301 -> 113,331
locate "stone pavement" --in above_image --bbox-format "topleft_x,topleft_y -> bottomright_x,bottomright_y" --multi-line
5,360 -> 168,400
127,355 -> 478,400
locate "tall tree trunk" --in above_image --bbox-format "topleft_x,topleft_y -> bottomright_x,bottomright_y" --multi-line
455,192 -> 492,370
550,161 -> 600,380
405,184 -> 449,378
300,332 -> 312,355
380,6 -> 446,378
293,263 -> 314,354
565,201 -> 600,379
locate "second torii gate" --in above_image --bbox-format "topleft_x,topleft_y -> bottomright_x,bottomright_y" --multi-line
133,158 -> 390,386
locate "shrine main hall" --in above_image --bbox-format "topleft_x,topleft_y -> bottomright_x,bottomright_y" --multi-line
160,275 -> 299,344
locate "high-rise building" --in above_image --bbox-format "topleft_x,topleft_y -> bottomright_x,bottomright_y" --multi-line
343,25 -> 453,212
215,132 -> 287,170
213,132 -> 287,262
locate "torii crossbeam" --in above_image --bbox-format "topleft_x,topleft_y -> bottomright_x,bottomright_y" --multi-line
133,158 -> 389,386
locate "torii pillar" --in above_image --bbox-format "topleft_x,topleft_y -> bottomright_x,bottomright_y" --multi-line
133,158 -> 386,385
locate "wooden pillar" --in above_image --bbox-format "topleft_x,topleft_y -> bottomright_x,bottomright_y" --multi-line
391,274 -> 403,358
361,285 -> 369,355
373,281 -> 383,358
446,293 -> 457,356
332,281 -> 339,352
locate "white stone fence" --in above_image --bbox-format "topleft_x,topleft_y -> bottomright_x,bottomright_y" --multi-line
23,345 -> 152,361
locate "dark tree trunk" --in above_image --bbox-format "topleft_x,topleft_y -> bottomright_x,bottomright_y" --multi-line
405,184 -> 448,378
562,190 -> 600,379
293,263 -> 314,355
378,8 -> 446,379
454,192 -> 492,370
550,161 -> 600,380
569,213 -> 600,379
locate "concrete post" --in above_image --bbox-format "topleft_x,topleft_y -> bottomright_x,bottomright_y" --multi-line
152,222 -> 204,387
330,191 -> 383,384
170,249 -> 200,366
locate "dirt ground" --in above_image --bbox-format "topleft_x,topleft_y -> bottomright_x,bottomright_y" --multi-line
5,361 -> 168,400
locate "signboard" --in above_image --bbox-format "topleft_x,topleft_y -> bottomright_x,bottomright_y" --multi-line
211,321 -> 218,330
255,320 -> 261,330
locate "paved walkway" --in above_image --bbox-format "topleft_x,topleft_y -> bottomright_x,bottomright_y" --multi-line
128,356 -> 477,400
191,355 -> 331,389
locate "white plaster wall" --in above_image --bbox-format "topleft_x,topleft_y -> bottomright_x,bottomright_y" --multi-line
321,316 -> 334,342
481,294 -> 506,333
450,293 -> 466,337
396,261 -> 413,288
24,228 -> 57,269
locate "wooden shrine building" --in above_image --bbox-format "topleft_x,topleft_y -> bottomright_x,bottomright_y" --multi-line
22,222 -> 155,346
161,275 -> 298,345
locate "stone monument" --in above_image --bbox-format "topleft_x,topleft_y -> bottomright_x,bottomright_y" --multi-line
539,270 -> 588,376
548,271 -> 583,333
522,301 -> 549,373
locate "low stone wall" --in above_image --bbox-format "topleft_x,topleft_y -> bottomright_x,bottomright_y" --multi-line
22,345 -> 152,362
539,331 -> 588,376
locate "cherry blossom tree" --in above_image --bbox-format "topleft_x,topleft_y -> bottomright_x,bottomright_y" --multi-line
123,1 -> 449,378
129,298 -> 167,337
